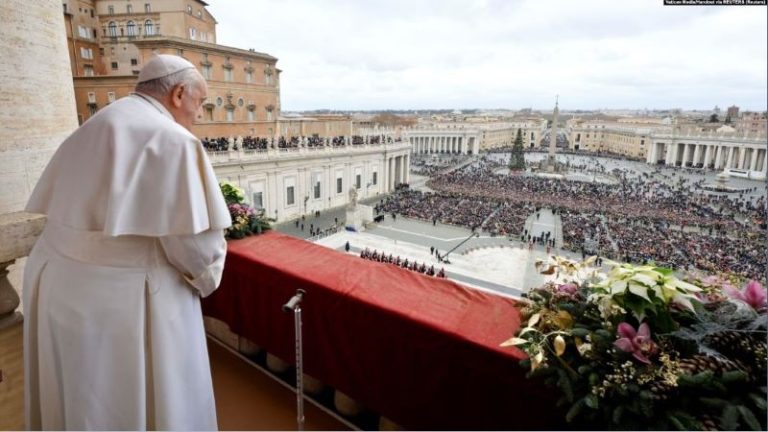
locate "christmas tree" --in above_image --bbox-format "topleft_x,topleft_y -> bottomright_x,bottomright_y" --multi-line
509,128 -> 526,170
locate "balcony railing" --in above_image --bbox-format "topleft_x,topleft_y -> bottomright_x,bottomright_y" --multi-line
0,212 -> 46,430
206,141 -> 412,166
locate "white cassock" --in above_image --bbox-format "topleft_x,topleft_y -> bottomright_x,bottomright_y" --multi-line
23,93 -> 231,431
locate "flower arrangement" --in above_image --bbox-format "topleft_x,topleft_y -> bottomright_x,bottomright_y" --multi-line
504,257 -> 767,431
219,182 -> 273,239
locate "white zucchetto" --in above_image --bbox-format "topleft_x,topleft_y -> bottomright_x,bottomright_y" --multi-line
137,54 -> 196,83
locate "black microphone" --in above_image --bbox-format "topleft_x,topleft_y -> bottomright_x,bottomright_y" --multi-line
282,289 -> 306,313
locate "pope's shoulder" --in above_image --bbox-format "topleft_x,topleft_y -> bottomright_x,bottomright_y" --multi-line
80,94 -> 201,149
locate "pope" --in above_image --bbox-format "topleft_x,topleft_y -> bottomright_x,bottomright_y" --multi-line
23,55 -> 230,430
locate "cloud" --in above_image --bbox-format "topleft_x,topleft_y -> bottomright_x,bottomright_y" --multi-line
208,0 -> 767,110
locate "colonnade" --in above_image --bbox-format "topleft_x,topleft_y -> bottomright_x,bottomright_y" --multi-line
385,154 -> 410,189
648,140 -> 768,175
408,135 -> 475,155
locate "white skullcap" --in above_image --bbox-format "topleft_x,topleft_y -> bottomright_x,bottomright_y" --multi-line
137,54 -> 196,83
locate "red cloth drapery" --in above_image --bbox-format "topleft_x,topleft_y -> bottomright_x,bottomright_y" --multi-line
203,231 -> 561,430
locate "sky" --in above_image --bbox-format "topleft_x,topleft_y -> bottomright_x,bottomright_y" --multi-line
207,0 -> 768,111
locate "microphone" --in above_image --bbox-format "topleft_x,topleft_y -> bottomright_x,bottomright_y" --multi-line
282,289 -> 306,313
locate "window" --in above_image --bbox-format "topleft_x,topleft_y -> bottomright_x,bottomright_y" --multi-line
246,71 -> 253,83
189,27 -> 196,40
111,61 -> 118,70
238,98 -> 244,107
84,65 -> 94,76
252,192 -> 263,209
87,92 -> 96,103
144,3 -> 151,13
144,20 -> 154,36
336,178 -> 343,194
197,10 -> 203,18
226,108 -> 234,122
187,5 -> 193,14
107,92 -> 116,103
313,174 -> 322,199
90,9 -> 94,17
126,21 -> 136,37
286,186 -> 295,206
130,58 -> 138,66
126,4 -> 133,13
108,21 -> 117,37
224,68 -> 232,82
247,109 -> 255,122
266,107 -> 273,121
79,47 -> 93,59
356,174 -> 361,189
202,65 -> 211,79
88,105 -> 97,116
372,172 -> 377,185
204,106 -> 213,122
216,97 -> 222,106
108,5 -> 114,15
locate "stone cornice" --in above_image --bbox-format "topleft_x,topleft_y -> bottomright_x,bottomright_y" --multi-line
132,36 -> 277,62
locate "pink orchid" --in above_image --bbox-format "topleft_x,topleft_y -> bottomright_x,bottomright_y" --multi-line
614,322 -> 657,364
724,280 -> 767,311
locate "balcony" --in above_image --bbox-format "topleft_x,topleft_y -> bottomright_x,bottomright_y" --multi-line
207,141 -> 412,167
0,221 -> 559,430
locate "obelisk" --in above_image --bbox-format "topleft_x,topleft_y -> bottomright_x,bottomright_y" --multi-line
548,96 -> 559,172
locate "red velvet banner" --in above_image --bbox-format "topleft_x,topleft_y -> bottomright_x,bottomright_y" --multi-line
203,232 -> 562,430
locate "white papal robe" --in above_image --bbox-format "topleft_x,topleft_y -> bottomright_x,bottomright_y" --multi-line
23,93 -> 231,430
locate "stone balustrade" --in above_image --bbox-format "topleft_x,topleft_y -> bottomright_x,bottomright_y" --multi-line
207,141 -> 412,166
0,212 -> 46,329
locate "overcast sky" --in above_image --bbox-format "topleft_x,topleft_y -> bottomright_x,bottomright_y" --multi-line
207,0 -> 767,111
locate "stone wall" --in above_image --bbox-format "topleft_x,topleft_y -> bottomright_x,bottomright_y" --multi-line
0,0 -> 78,214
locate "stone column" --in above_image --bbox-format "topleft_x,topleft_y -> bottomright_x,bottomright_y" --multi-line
703,145 -> 713,168
749,147 -> 759,172
404,155 -> 410,184
1,0 -> 78,327
692,145 -> 702,167
739,147 -> 748,170
726,146 -> 734,169
681,144 -> 690,167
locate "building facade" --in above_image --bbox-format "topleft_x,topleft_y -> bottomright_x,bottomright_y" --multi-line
64,0 -> 284,138
567,119 -> 662,158
210,141 -> 411,222
406,118 -> 545,155
647,127 -> 767,178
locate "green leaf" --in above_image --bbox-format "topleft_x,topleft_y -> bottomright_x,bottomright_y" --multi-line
721,370 -> 748,383
557,368 -> 574,403
565,400 -> 584,423
721,405 -> 740,431
584,394 -> 599,409
588,372 -> 599,386
748,392 -> 767,410
666,413 -> 686,431
571,327 -> 590,338
700,397 -> 728,408
611,406 -> 624,425
577,364 -> 592,374
737,405 -> 761,431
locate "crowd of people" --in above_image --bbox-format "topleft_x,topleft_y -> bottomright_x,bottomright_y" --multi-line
359,248 -> 447,278
201,134 -> 401,152
381,157 -> 765,281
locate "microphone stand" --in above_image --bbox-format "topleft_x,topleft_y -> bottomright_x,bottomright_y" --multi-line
282,289 -> 306,431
